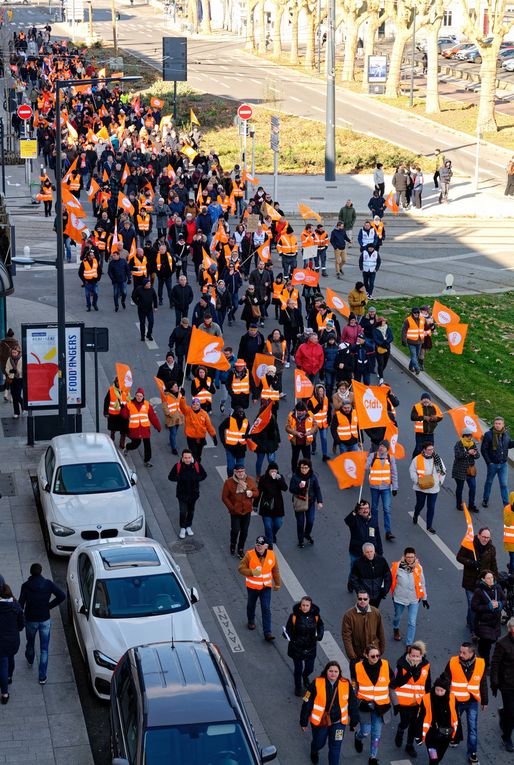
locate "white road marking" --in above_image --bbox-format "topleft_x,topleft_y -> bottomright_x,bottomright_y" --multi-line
408,512 -> 462,570
311,106 -> 324,112
290,96 -> 302,102
134,322 -> 158,349
391,760 -> 414,765
212,605 -> 245,652
319,631 -> 350,676
216,465 -> 228,481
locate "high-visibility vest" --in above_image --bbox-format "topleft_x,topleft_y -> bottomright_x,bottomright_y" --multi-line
315,230 -> 329,248
193,376 -> 213,405
261,376 -> 280,402
391,560 -> 426,599
355,660 -> 390,705
265,338 -> 286,363
281,288 -> 299,309
504,505 -> 514,546
369,454 -> 391,486
421,691 -> 458,741
406,315 -> 425,342
309,677 -> 350,726
232,180 -> 244,198
372,221 -> 384,239
131,254 -> 147,277
334,410 -> 358,441
287,413 -> 315,443
448,656 -> 485,702
272,282 -> 284,301
156,252 -> 174,272
126,400 -> 150,430
277,233 -> 298,256
83,258 -> 98,279
225,415 -> 248,445
301,230 -> 315,248
316,311 -> 334,332
163,393 -> 181,415
217,194 -> 230,212
308,396 -> 328,429
39,183 -> 53,201
415,453 -> 437,482
94,230 -> 109,251
395,663 -> 430,706
137,214 -> 150,231
231,371 -> 250,395
413,401 -> 442,433
68,172 -> 81,191
245,548 -> 276,590
108,386 -> 126,415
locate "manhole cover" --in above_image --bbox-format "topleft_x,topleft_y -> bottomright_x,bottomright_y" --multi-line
0,417 -> 25,437
0,473 -> 16,497
168,539 -> 204,554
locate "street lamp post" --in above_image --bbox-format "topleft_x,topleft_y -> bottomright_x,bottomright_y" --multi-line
409,3 -> 417,107
325,0 -> 336,182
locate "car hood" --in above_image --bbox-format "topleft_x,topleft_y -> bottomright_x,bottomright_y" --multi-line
90,610 -> 208,662
50,490 -> 143,527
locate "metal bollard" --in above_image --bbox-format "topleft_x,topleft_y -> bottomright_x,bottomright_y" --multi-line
23,245 -> 31,270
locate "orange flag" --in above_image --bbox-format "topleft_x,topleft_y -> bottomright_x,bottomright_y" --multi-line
242,169 -> 259,185
291,268 -> 319,287
62,156 -> 78,183
252,353 -> 275,387
64,212 -> 90,244
153,376 -> 167,402
352,379 -> 391,429
167,163 -> 177,180
264,202 -> 281,221
385,421 -> 406,459
328,450 -> 368,490
128,238 -> 137,259
298,202 -> 322,222
121,163 -> 130,184
111,221 -> 119,254
115,363 -> 133,395
196,183 -> 203,204
96,125 -> 110,141
446,323 -> 468,355
325,288 -> 350,317
202,248 -> 216,270
102,168 -> 109,183
246,402 -> 273,451
118,191 -> 135,216
150,96 -> 165,110
257,241 -> 271,263
61,186 -> 86,218
294,369 -> 314,399
432,300 -> 461,327
215,219 -> 228,244
385,191 -> 399,215
86,177 -> 100,201
447,402 -> 483,440
66,120 -> 78,140
461,503 -> 476,553
186,326 -> 230,370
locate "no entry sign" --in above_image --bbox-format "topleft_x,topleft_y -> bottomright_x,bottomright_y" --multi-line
237,103 -> 253,121
17,104 -> 33,120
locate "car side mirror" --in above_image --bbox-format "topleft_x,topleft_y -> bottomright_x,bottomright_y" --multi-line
190,587 -> 199,604
130,472 -> 137,486
43,482 -> 50,493
79,603 -> 88,616
261,745 -> 277,763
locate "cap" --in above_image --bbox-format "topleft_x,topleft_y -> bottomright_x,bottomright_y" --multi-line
191,397 -> 201,405
235,358 -> 246,367
462,427 -> 473,436
249,322 -> 258,329
255,535 -> 267,546
368,306 -> 376,312
420,392 -> 432,401
135,387 -> 145,396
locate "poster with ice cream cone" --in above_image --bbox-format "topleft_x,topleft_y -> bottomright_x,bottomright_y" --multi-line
22,324 -> 85,409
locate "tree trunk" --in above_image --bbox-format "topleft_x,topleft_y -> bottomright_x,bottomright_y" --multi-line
257,0 -> 266,52
245,0 -> 257,50
304,6 -> 316,68
425,19 -> 442,113
385,32 -> 409,97
272,3 -> 284,57
477,45 -> 500,132
188,0 -> 199,33
341,17 -> 360,81
361,16 -> 381,89
200,0 -> 211,32
290,4 -> 299,64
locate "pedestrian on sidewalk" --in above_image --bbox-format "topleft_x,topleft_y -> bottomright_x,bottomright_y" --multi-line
412,164 -> 424,209
289,459 -> 323,548
391,547 -> 429,645
168,449 -> 207,539
504,156 -> 514,196
122,387 -> 161,468
452,428 -> 480,512
286,596 -> 325,696
456,527 -> 498,637
373,163 -> 385,196
133,277 -> 158,341
338,199 -> 356,243
4,346 -> 23,418
480,416 -> 513,508
349,543 -> 392,608
409,442 -> 446,533
239,535 -> 281,641
18,563 -> 65,686
222,466 -> 258,558
433,148 -> 445,188
78,250 -> 101,312
256,463 -> 287,548
439,160 -> 453,204
0,328 -> 19,402
0,581 -> 24,704
392,164 -> 410,209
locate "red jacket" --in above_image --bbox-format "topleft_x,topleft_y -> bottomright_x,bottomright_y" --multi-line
122,399 -> 161,439
185,219 -> 197,244
295,341 -> 324,375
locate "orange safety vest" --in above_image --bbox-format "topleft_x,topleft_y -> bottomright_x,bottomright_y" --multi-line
131,254 -> 147,277
390,560 -> 426,600
281,288 -> 299,309
287,413 -> 315,443
245,548 -> 276,590
94,230 -> 109,251
309,677 -> 350,726
163,393 -> 181,415
316,311 -> 334,332
265,338 -> 286,362
369,454 -> 391,486
68,172 -> 81,191
261,376 -> 280,402
277,233 -> 298,256
301,230 -> 315,248
395,663 -> 430,706
406,315 -> 425,342
421,691 -> 458,741
156,251 -> 174,272
83,258 -> 98,279
308,396 -> 328,429
272,282 -> 284,301
126,400 -> 150,430
315,230 -> 329,248
231,371 -> 250,395
225,415 -> 249,445
39,183 -> 53,201
334,410 -> 358,441
232,180 -> 244,198
137,214 -> 150,231
193,376 -> 213,405
108,386 -> 126,415
413,401 -> 442,433
355,660 -> 390,705
504,505 -> 514,547
415,453 -> 437,483
372,221 -> 384,239
217,194 -> 230,211
448,656 -> 485,702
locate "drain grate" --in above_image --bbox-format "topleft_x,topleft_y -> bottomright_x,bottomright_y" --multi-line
168,539 -> 204,554
0,473 -> 16,497
0,417 -> 25,438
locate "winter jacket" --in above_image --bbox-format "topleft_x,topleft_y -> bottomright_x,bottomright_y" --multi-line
156,361 -> 182,389
456,536 -> 498,591
471,581 -> 504,641
286,602 -> 324,660
132,285 -> 158,312
295,341 -> 324,376
368,195 -> 386,218
342,605 -> 385,660
168,460 -> 207,501
391,560 -> 427,605
107,257 -> 131,284
338,205 -> 357,229
323,342 -> 339,373
121,399 -> 161,438
179,398 -> 216,440
168,325 -> 192,358
344,510 -> 383,556
0,598 -> 25,656
237,331 -> 265,366
152,202 -> 171,229
491,632 -> 514,691
348,288 -> 368,317
481,427 -> 514,465
330,228 -> 351,250
392,169 -> 408,192
18,575 -> 65,622
257,472 -> 287,517
170,283 -> 194,312
249,268 -> 273,301
221,475 -> 259,516
349,554 -> 392,602
240,292 -> 262,323
222,270 -> 243,295
251,416 -> 281,456
372,325 -> 393,352
195,212 -> 212,237
452,439 -> 480,481
289,469 -> 323,506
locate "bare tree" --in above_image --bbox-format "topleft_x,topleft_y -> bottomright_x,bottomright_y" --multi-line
338,0 -> 369,81
245,0 -> 259,49
302,0 -> 317,68
200,0 -> 211,32
257,0 -> 267,52
384,0 -> 430,98
290,0 -> 300,64
271,0 -> 287,56
187,0 -> 199,33
425,0 -> 444,113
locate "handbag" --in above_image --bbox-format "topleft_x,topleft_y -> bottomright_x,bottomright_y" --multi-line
293,495 -> 309,512
377,346 -> 387,354
418,474 -> 435,490
251,303 -> 261,318
467,464 -> 477,477
318,685 -> 338,727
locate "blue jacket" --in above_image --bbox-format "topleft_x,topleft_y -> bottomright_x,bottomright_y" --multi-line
372,325 -> 394,350
289,470 -> 323,505
481,428 -> 513,465
329,228 -> 351,249
323,343 -> 339,372
107,257 -> 131,284
344,510 -> 383,556
19,575 -> 66,622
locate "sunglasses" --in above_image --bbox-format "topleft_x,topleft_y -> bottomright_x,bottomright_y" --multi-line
368,654 -> 380,659
357,597 -> 369,602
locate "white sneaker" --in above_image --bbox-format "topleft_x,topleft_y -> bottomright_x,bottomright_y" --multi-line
13,414 -> 19,419
186,527 -> 194,536
285,362 -> 290,368
179,528 -> 186,539
378,377 -> 384,385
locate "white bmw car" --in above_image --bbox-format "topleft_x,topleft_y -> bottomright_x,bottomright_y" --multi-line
37,433 -> 145,556
66,537 -> 208,698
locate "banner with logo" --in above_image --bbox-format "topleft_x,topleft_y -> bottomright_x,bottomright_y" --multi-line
352,380 -> 391,429
325,288 -> 350,317
446,402 -> 483,440
328,450 -> 367,489
252,353 -> 274,386
186,326 -> 230,370
291,268 -> 319,287
432,300 -> 461,327
294,369 -> 314,399
446,323 -> 468,355
22,323 -> 84,409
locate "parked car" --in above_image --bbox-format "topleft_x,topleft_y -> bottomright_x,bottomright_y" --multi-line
457,45 -> 479,61
110,640 -> 278,765
443,42 -> 473,58
418,35 -> 456,53
37,433 -> 145,556
503,57 -> 514,72
67,537 -> 208,698
499,48 -> 514,66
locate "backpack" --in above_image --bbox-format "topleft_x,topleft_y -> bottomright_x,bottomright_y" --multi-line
176,460 -> 200,475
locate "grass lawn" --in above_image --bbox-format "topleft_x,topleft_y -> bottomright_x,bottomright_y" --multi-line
370,292 -> 514,425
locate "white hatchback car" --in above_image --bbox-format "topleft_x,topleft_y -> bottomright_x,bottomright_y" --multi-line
37,433 -> 145,556
66,537 -> 208,698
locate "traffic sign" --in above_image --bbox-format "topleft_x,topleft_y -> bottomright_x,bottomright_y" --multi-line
237,103 -> 253,121
270,115 -> 280,152
20,140 -> 37,160
17,104 -> 33,121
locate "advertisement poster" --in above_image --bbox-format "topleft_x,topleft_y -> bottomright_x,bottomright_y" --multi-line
367,55 -> 387,83
22,324 -> 84,409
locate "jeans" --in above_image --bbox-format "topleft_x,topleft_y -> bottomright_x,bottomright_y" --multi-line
246,586 -> 272,635
455,476 -> 476,509
465,588 -> 475,632
262,515 -> 283,548
393,600 -> 419,646
0,654 -> 15,695
356,711 -> 383,756
407,343 -> 422,373
353,367 -> 371,384
324,369 -> 336,396
311,723 -> 346,765
226,450 -> 245,477
158,276 -> 172,306
370,487 -> 392,533
293,656 -> 315,691
84,281 -> 98,308
230,513 -> 251,551
362,271 -> 376,296
112,282 -> 127,308
312,428 -> 328,457
255,451 -> 276,476
168,424 -> 178,450
178,499 -> 196,528
483,462 -> 509,505
456,699 -> 478,756
138,308 -> 154,339
376,350 -> 390,378
64,237 -> 72,262
414,491 -> 438,527
25,619 -> 51,681
295,504 -> 316,544
228,292 -> 239,321
281,255 -> 296,278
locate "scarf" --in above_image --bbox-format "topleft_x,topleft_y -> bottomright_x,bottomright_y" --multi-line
493,426 -> 506,451
400,559 -> 416,574
461,436 -> 475,449
233,474 -> 248,494
376,323 -> 388,339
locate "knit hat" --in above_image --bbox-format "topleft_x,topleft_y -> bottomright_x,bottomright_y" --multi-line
135,387 -> 144,396
433,675 -> 450,692
368,306 -> 376,313
420,392 -> 432,401
462,427 -> 473,436
191,397 -> 201,405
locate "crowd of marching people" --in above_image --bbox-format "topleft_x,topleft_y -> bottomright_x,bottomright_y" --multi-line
3,24 -> 514,765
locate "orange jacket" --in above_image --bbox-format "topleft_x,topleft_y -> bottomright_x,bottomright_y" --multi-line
179,397 -> 216,439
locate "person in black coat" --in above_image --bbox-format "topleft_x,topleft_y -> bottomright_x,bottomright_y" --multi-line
251,405 -> 281,476
285,597 -> 325,695
0,583 -> 25,703
239,285 -> 262,329
344,500 -> 383,588
289,460 -> 323,548
168,317 -> 192,374
157,352 -> 182,389
279,300 -> 304,363
470,570 -> 505,667
256,462 -> 287,548
168,449 -> 207,538
349,543 -> 392,607
171,275 -> 194,326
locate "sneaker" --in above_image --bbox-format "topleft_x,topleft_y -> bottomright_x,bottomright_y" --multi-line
121,301 -> 126,309
237,549 -> 244,559
305,535 -> 314,545
186,527 -> 194,536
285,362 -> 290,368
220,403 -> 225,414
247,622 -> 256,630
449,741 -> 459,748
427,526 -> 436,534
322,269 -> 328,277
115,306 -> 119,312
378,377 -> 384,385
385,531 -> 396,541
171,448 -> 178,455
394,628 -> 401,641
354,734 -> 363,754
179,528 -> 186,539
39,677 -> 47,685
13,414 -> 19,419
93,305 -> 98,311
146,334 -> 153,341
482,500 -> 489,508
298,542 -> 305,548
468,755 -> 479,765
264,633 -> 275,642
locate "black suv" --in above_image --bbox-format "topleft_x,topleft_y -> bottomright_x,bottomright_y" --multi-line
110,640 -> 277,765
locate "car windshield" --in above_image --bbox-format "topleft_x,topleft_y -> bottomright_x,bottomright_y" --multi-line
144,722 -> 256,765
92,573 -> 188,618
53,462 -> 129,495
